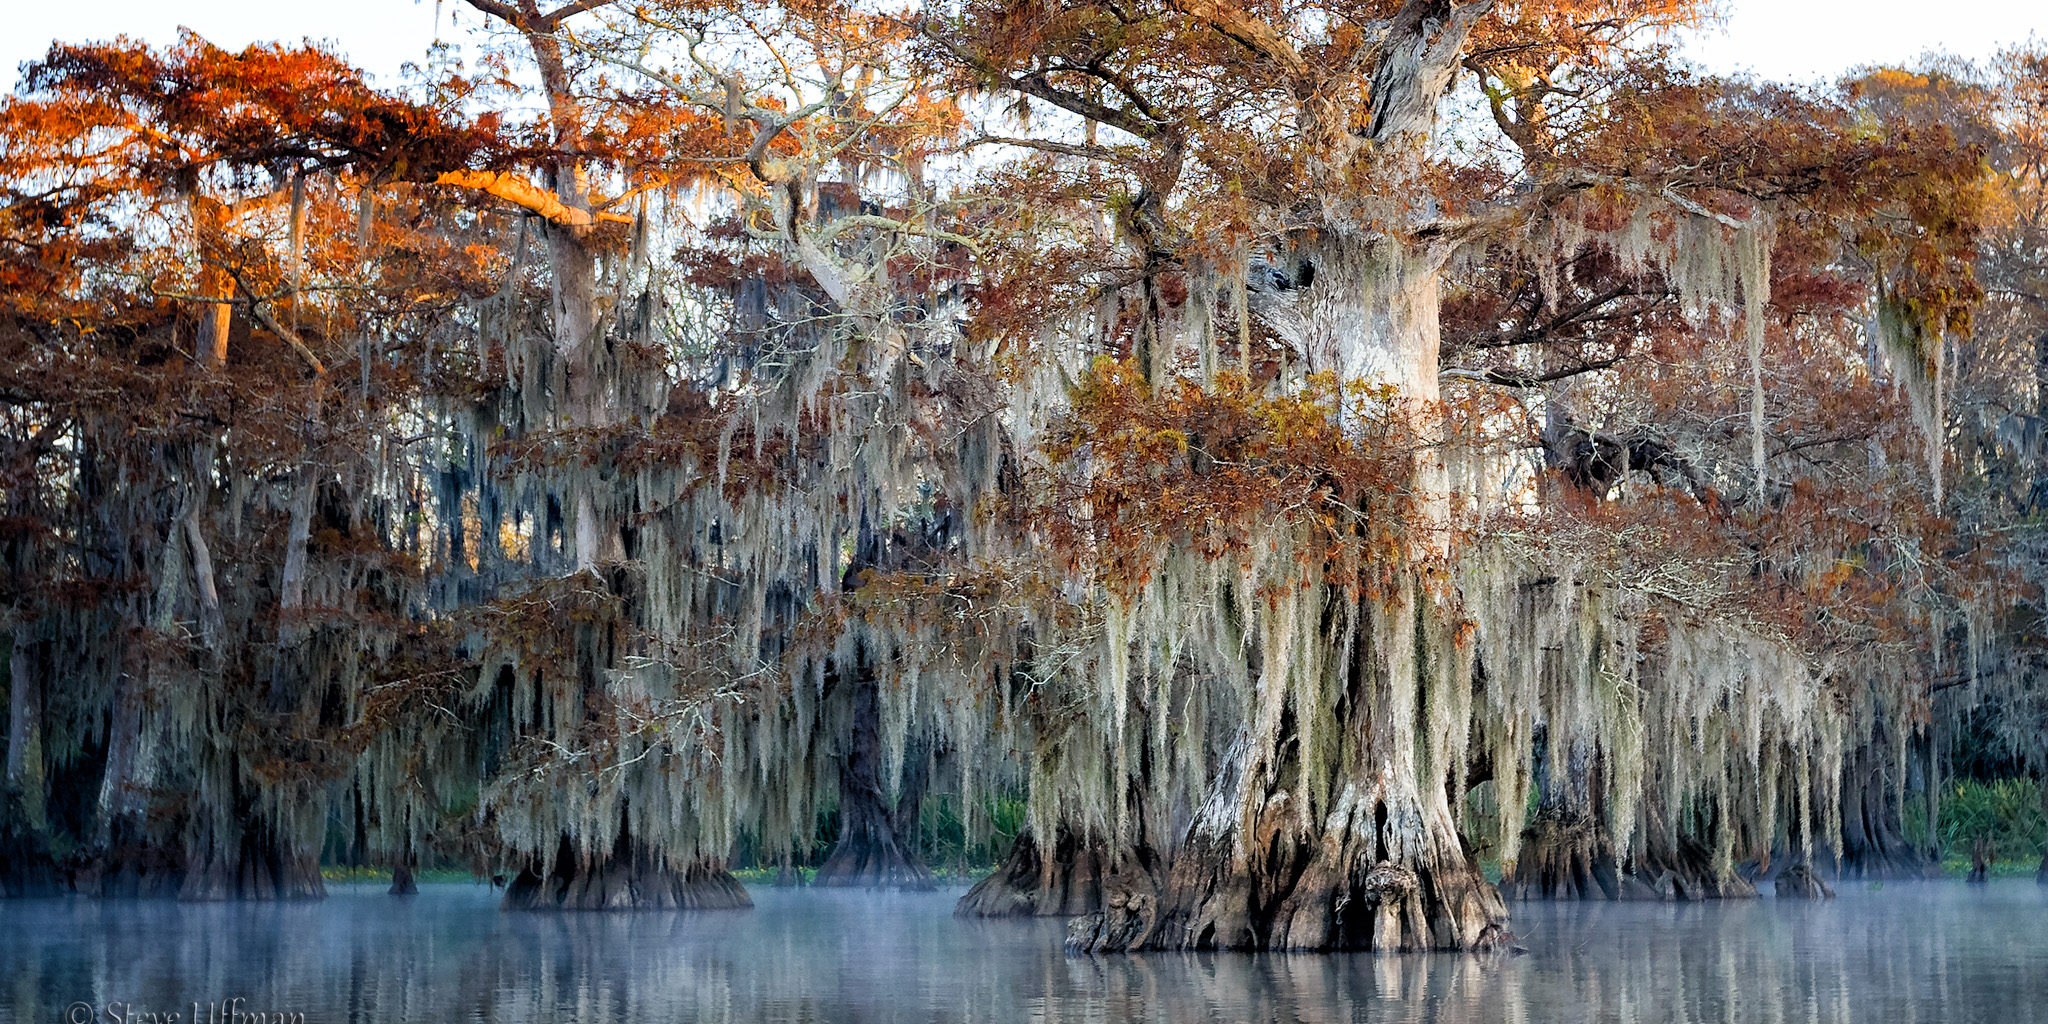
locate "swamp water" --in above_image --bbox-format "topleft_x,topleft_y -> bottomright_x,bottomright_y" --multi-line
4,881 -> 2046,1023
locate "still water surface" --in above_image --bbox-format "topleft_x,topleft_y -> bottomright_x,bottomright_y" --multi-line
4,880 -> 2046,1023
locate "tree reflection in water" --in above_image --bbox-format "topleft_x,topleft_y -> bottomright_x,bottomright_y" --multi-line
5,883 -> 2044,1023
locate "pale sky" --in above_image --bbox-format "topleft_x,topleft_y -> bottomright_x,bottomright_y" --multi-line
4,1 -> 2046,92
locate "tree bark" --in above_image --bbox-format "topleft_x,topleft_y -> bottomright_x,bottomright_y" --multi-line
502,833 -> 751,911
548,227 -> 619,571
1,626 -> 59,897
1069,220 -> 1509,951
1505,725 -> 1620,900
1771,789 -> 1834,899
1922,729 -> 1943,866
182,493 -> 223,642
1966,835 -> 1992,884
814,654 -> 936,890
1073,574 -> 1509,952
178,817 -> 326,902
192,196 -> 234,370
1073,712 -> 1509,951
1837,736 -> 1930,878
1617,800 -> 1758,901
4,626 -> 38,792
278,458 -> 318,617
956,826 -> 1112,918
1774,862 -> 1834,898
389,856 -> 418,895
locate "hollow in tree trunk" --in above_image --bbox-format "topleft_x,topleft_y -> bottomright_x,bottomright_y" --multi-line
814,655 -> 935,890
503,833 -> 751,911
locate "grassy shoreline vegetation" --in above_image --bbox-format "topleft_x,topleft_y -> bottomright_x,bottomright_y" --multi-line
1906,780 -> 2048,877
320,867 -> 484,885
315,779 -> 2048,887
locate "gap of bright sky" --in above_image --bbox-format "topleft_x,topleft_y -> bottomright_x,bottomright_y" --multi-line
5,2 -> 2047,95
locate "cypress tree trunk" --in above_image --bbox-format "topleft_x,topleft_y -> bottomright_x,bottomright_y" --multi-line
1775,863 -> 1834,898
1072,241 -> 1509,952
503,832 -> 751,911
1073,577 -> 1508,952
1774,792 -> 1834,899
1838,737 -> 1931,878
389,857 -> 418,896
81,643 -> 182,898
4,625 -> 38,806
178,814 -> 326,902
1507,730 -> 1620,900
1922,730 -> 1943,867
956,827 -> 1108,917
1,626 -> 58,897
814,657 -> 935,890
1618,799 -> 1758,900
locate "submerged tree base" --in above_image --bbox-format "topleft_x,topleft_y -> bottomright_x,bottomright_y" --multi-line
1774,862 -> 1834,899
1068,834 -> 1510,953
1835,743 -> 1935,880
502,838 -> 750,911
1506,820 -> 1791,902
1505,815 -> 1620,901
956,829 -> 1107,917
1068,760 -> 1512,953
2,814 -> 322,901
1616,845 -> 1758,901
176,848 -> 325,902
812,837 -> 936,891
1834,846 -> 1937,881
2,839 -> 187,899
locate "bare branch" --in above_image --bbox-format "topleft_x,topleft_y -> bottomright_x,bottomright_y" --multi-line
952,135 -> 1123,162
1440,354 -> 1625,388
812,213 -> 982,255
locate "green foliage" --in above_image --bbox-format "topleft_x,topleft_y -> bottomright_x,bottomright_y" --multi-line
913,794 -> 1026,876
319,866 -> 482,884
732,866 -> 816,885
1904,778 -> 2046,868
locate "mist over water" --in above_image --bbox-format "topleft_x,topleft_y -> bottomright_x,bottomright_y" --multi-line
5,882 -> 2046,1023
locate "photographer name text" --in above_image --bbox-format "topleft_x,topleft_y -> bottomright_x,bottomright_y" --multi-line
65,1000 -> 304,1024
